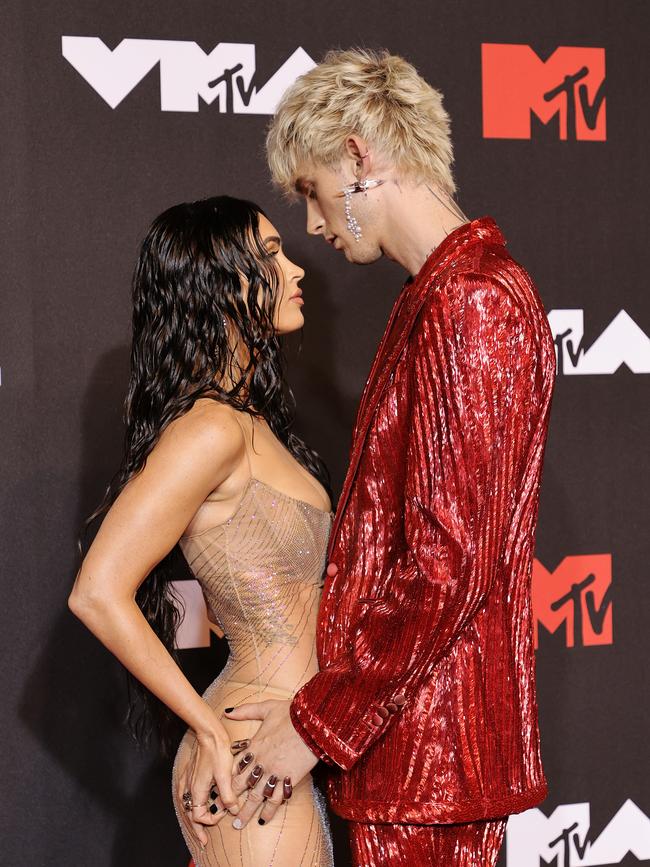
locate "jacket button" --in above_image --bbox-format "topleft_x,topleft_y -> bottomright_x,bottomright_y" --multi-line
372,713 -> 384,726
385,702 -> 398,713
376,706 -> 390,719
393,694 -> 406,706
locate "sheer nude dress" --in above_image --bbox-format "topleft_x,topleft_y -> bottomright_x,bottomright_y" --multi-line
171,423 -> 334,867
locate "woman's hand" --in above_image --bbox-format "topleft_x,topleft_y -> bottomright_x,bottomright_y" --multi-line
225,700 -> 318,829
177,724 -> 240,846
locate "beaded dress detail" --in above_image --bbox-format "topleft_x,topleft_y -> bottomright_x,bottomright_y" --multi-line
171,476 -> 333,867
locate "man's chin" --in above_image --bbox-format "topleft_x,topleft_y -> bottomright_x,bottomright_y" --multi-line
343,245 -> 382,265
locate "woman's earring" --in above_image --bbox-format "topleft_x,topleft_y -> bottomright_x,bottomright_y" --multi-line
341,179 -> 384,243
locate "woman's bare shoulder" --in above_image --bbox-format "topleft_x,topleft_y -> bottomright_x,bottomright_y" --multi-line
151,399 -> 246,486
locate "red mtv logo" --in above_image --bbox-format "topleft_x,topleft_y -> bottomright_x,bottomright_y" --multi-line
482,44 -> 606,140
532,554 -> 613,648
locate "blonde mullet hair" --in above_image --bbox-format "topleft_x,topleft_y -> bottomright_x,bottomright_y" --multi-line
266,48 -> 456,197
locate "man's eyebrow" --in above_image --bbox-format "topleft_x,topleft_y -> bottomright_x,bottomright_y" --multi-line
263,234 -> 282,245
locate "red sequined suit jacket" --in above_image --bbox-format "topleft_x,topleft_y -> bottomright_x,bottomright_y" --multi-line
290,217 -> 556,824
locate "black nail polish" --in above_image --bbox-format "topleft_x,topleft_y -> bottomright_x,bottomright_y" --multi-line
224,707 -> 234,713
258,818 -> 265,825
210,804 -> 219,815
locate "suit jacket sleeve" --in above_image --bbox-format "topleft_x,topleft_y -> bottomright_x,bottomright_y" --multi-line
290,272 -> 543,770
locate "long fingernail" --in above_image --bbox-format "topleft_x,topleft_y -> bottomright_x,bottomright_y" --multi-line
238,752 -> 254,772
232,818 -> 243,830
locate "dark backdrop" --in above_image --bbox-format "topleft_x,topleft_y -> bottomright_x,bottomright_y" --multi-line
2,2 -> 649,865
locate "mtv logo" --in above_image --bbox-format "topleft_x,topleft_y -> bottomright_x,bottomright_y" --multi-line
61,37 -> 315,113
532,555 -> 612,649
482,44 -> 606,140
507,799 -> 650,865
548,309 -> 650,375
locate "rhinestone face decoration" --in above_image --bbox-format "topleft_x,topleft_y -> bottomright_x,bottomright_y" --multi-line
341,178 -> 384,242
344,187 -> 362,241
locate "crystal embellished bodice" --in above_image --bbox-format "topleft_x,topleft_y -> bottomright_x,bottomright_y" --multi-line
179,477 -> 332,696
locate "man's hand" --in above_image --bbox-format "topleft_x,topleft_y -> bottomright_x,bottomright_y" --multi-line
224,699 -> 319,829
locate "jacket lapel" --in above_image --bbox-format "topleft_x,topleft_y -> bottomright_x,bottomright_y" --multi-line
327,277 -> 436,553
327,217 -> 505,556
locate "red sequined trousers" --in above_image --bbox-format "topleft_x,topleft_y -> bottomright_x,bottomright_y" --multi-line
349,817 -> 507,866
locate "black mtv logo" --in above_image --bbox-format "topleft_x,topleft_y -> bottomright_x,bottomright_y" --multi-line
543,66 -> 606,141
548,821 -> 590,867
549,573 -> 612,648
207,64 -> 255,113
553,327 -> 584,375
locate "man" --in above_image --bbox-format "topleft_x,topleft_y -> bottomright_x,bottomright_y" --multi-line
224,48 -> 556,865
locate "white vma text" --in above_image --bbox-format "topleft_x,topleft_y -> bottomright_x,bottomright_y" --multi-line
61,38 -> 316,113
507,799 -> 650,866
549,309 -> 650,375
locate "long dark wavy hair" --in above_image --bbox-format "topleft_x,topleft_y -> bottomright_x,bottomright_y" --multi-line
85,195 -> 329,753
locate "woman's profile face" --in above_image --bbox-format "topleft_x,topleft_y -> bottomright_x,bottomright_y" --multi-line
256,212 -> 306,335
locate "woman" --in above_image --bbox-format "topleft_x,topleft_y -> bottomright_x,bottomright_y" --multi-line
69,196 -> 334,866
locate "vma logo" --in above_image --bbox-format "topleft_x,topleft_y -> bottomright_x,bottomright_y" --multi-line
482,44 -> 606,140
61,38 -> 315,113
532,555 -> 613,649
507,800 -> 650,865
548,310 -> 650,375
